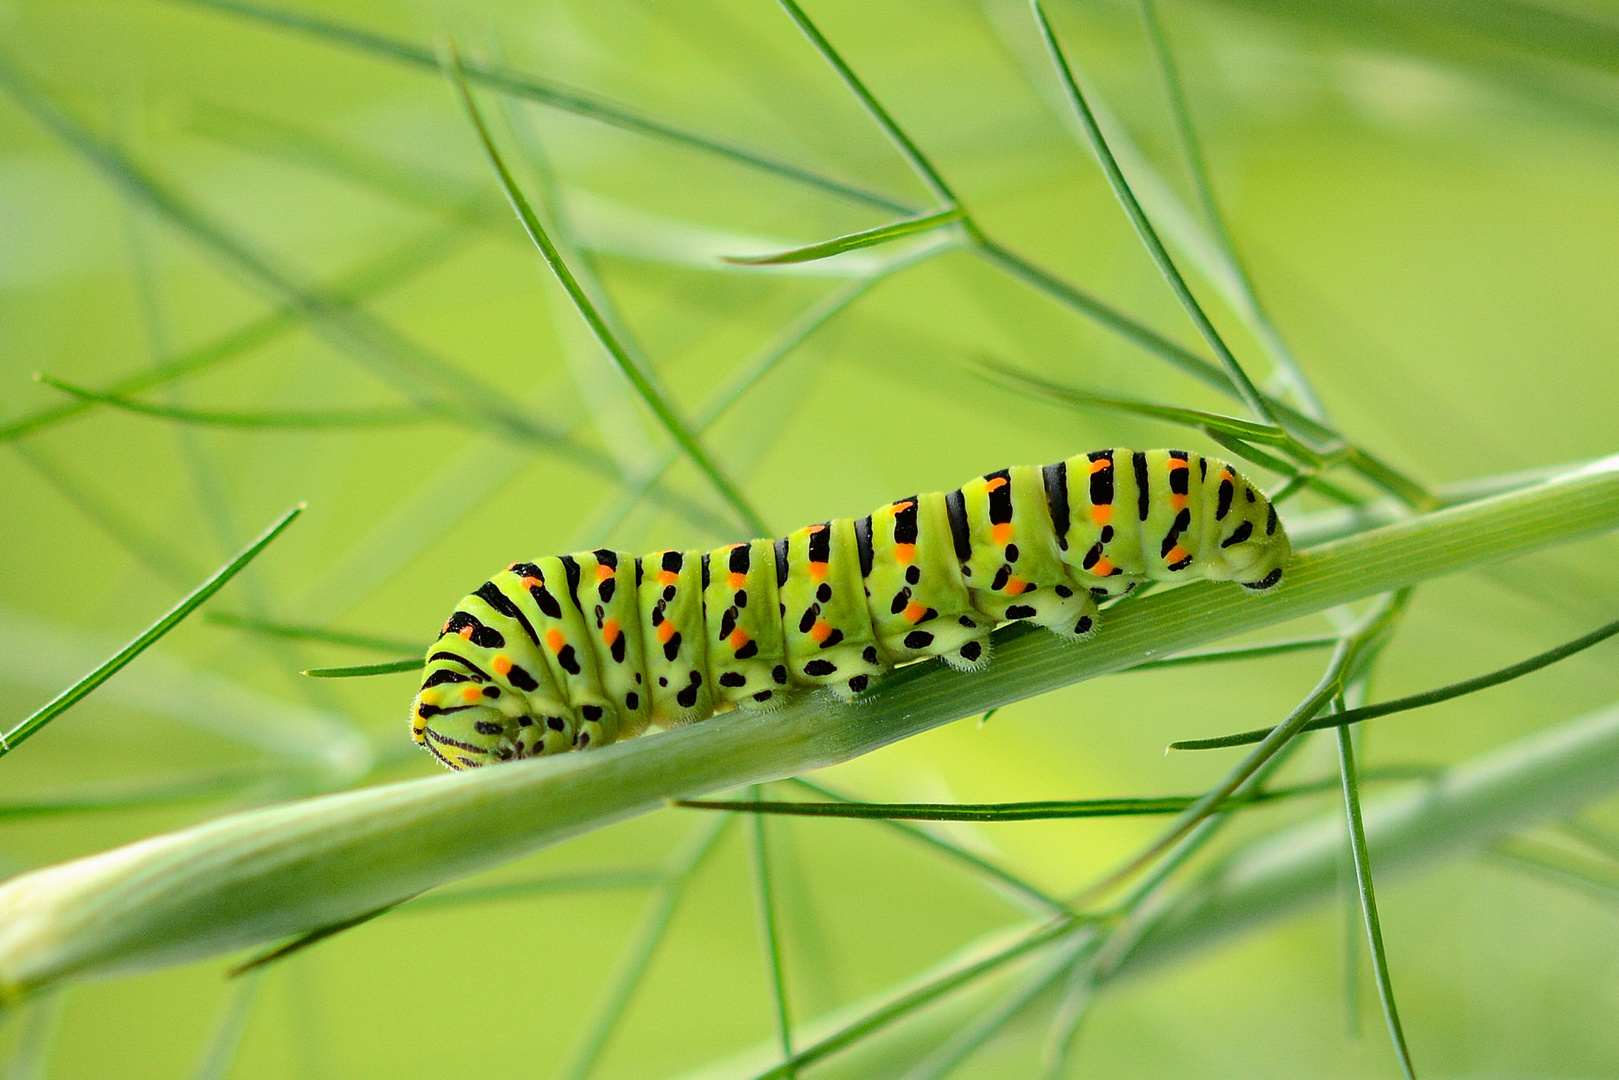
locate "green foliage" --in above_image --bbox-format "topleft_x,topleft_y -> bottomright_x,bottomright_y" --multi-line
1,0 -> 1616,1077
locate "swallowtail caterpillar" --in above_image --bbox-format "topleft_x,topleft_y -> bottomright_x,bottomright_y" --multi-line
411,449 -> 1291,770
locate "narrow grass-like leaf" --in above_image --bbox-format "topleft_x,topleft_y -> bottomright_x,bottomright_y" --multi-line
1336,713 -> 1417,1078
189,102 -> 498,226
1487,835 -> 1619,905
0,504 -> 302,760
1121,700 -> 1619,977
785,779 -> 1070,917
1040,957 -> 1096,1080
0,226 -> 469,442
35,375 -> 431,429
0,56 -> 707,523
1123,634 -> 1338,671
302,658 -> 424,678
972,366 -> 1365,506
0,609 -> 370,778
1075,593 -> 1408,904
164,0 -> 912,214
770,0 -> 960,204
204,613 -> 421,654
979,362 -> 1284,442
676,767 -> 1437,822
3,991 -> 64,1080
901,944 -> 1083,1080
0,770 -> 263,820
554,815 -> 731,1080
749,916 -> 1084,1080
578,246 -> 943,545
1134,0 -> 1326,420
725,207 -> 962,265
665,701 -> 1619,1078
232,867 -> 666,975
965,237 -> 1433,508
406,868 -> 665,912
1171,614 -> 1619,750
1029,0 -> 1279,429
445,45 -> 768,539
0,457 -> 1612,1001
231,902 -> 407,975
747,790 -> 796,1074
9,442 -> 204,588
188,968 -> 267,1080
1558,818 -> 1619,864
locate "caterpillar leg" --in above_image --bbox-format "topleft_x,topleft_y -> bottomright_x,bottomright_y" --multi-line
970,579 -> 1100,641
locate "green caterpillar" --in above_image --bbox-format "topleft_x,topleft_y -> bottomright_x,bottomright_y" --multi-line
411,449 -> 1291,770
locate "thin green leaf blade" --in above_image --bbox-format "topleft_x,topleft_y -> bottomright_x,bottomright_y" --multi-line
725,207 -> 962,265
1171,615 -> 1619,750
0,504 -> 303,759
1336,720 -> 1418,1078
302,658 -> 424,678
442,43 -> 770,539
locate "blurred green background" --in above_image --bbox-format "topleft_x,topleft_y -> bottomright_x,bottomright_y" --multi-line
2,0 -> 1618,1076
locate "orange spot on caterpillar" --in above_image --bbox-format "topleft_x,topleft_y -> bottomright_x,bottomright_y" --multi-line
903,601 -> 926,623
1090,504 -> 1112,526
991,522 -> 1014,545
1167,458 -> 1189,470
657,570 -> 679,587
1092,557 -> 1114,577
985,476 -> 1009,492
1088,458 -> 1111,474
595,564 -> 614,582
601,620 -> 620,646
1003,576 -> 1028,595
728,628 -> 750,650
458,625 -> 474,641
520,576 -> 540,589
546,628 -> 566,653
1169,493 -> 1188,510
808,523 -> 826,533
893,500 -> 915,513
1221,469 -> 1234,482
808,561 -> 829,582
656,621 -> 676,644
461,685 -> 482,703
809,620 -> 833,643
492,655 -> 512,676
893,543 -> 916,564
1165,545 -> 1189,564
728,572 -> 747,590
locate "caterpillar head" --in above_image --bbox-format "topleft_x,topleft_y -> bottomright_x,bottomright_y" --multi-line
410,663 -> 574,770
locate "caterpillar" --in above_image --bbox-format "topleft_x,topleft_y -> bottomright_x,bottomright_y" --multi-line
411,449 -> 1291,770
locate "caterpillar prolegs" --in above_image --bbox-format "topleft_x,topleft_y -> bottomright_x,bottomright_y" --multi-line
411,449 -> 1291,770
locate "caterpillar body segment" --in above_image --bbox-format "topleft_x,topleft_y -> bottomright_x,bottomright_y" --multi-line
411,449 -> 1291,769
703,539 -> 789,709
864,492 -> 992,671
